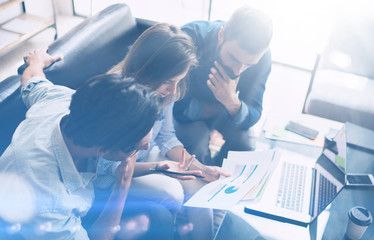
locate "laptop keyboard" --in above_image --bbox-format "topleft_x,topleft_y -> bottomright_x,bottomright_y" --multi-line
317,174 -> 337,213
276,162 -> 306,212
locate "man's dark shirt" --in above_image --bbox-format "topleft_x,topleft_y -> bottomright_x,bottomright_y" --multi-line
173,20 -> 272,130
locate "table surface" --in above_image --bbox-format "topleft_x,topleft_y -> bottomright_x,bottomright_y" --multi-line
217,114 -> 374,240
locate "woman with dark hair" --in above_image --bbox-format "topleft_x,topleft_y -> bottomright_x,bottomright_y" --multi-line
99,23 -> 230,240
110,23 -> 193,104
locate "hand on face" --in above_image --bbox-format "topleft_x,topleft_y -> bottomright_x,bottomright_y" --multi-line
115,152 -> 138,185
207,61 -> 241,111
23,47 -> 63,68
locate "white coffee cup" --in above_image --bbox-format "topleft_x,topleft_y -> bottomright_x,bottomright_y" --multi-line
345,206 -> 372,240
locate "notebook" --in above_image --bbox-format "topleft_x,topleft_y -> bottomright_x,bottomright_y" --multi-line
244,125 -> 346,227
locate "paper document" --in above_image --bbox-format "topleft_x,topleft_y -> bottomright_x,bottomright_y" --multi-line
184,150 -> 280,209
263,117 -> 325,147
264,126 -> 325,147
262,114 -> 344,147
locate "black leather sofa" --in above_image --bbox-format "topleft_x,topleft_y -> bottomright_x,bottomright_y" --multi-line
0,3 -> 157,155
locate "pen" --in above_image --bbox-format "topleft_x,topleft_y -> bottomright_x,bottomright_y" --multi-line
184,152 -> 195,171
149,168 -> 205,178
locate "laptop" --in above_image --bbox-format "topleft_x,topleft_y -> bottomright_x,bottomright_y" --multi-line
244,125 -> 346,227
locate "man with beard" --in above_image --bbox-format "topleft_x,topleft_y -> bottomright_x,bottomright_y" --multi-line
173,6 -> 273,167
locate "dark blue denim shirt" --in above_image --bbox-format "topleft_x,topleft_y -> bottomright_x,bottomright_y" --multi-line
173,20 -> 272,129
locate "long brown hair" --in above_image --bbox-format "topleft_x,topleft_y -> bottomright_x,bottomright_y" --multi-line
109,23 -> 197,100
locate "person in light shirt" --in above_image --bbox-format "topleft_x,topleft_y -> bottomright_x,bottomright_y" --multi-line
0,48 -> 176,239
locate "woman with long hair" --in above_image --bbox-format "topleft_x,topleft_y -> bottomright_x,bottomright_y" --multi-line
100,23 -> 229,240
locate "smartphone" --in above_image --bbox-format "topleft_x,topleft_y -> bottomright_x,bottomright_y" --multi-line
150,168 -> 205,178
285,121 -> 319,140
346,173 -> 374,187
160,170 -> 205,178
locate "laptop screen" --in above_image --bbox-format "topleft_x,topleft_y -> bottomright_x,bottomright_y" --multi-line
310,125 -> 346,218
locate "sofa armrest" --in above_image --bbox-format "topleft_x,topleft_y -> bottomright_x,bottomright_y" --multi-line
0,75 -> 26,155
136,18 -> 158,33
0,75 -> 20,102
18,3 -> 140,89
0,3 -> 142,155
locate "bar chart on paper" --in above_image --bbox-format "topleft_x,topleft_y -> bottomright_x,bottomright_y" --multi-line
184,150 -> 280,209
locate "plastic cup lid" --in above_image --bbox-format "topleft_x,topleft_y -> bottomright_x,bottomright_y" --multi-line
349,206 -> 373,226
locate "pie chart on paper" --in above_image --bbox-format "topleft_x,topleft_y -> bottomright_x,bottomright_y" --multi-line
225,185 -> 239,194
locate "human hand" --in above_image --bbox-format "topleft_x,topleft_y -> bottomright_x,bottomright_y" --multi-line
207,61 -> 241,115
115,153 -> 137,185
155,150 -> 203,180
23,47 -> 63,69
155,160 -> 203,180
200,165 -> 231,183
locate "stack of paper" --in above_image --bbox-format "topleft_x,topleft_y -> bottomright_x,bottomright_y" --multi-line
262,114 -> 344,148
263,120 -> 325,147
184,150 -> 280,210
225,151 -> 280,201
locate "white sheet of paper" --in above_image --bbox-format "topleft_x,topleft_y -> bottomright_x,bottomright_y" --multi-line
2,18 -> 43,35
0,29 -> 20,50
262,114 -> 343,147
184,150 -> 279,209
226,151 -> 281,200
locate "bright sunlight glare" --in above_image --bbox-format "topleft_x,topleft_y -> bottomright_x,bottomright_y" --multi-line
0,173 -> 35,223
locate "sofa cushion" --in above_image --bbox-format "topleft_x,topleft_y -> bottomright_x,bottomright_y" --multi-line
0,76 -> 26,155
305,69 -> 374,130
0,3 -> 142,155
0,75 -> 20,102
18,3 -> 140,89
